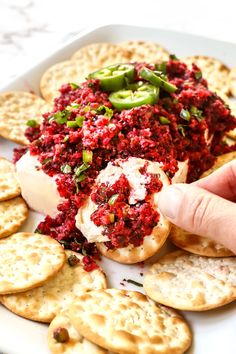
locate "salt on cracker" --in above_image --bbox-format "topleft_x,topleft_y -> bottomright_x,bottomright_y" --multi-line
77,157 -> 170,264
183,55 -> 230,97
71,42 -> 132,68
200,151 -> 236,178
119,40 -> 169,63
0,91 -> 50,145
144,251 -> 236,311
0,197 -> 28,239
48,311 -> 109,354
69,289 -> 192,354
0,157 -> 21,201
40,60 -> 94,103
170,225 -> 233,257
0,232 -> 66,295
229,65 -> 236,97
226,100 -> 236,140
0,250 -> 107,322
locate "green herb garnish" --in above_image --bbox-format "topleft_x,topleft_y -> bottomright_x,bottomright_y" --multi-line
159,116 -> 170,125
75,116 -> 85,127
74,163 -> 90,177
26,119 -> 38,127
66,121 -> 78,128
194,71 -> 202,80
155,61 -> 167,74
108,194 -> 119,205
82,150 -> 93,163
63,136 -> 69,143
60,164 -> 72,174
67,254 -> 80,266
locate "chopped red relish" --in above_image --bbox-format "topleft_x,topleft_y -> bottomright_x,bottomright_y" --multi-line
90,173 -> 161,248
17,60 -> 236,269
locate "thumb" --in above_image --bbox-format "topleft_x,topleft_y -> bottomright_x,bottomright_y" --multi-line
158,184 -> 236,254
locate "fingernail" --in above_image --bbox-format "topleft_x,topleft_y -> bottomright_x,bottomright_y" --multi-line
158,185 -> 183,220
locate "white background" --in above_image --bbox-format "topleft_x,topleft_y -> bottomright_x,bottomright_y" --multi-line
1,0 -> 236,87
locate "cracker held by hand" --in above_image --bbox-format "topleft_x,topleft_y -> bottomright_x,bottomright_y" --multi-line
0,250 -> 107,322
183,55 -> 230,97
170,225 -> 233,257
0,197 -> 28,239
200,151 -> 236,178
119,40 -> 169,63
48,311 -> 109,354
0,232 -> 66,294
0,91 -> 50,145
144,251 -> 236,311
76,158 -> 171,264
0,157 -> 21,201
69,289 -> 192,354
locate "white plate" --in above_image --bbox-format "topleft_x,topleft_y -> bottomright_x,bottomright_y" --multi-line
0,24 -> 236,354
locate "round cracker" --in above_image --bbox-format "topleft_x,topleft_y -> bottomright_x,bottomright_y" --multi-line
119,40 -> 169,63
0,197 -> 28,239
229,66 -> 236,97
226,101 -> 236,140
200,151 -> 236,178
0,157 -> 21,201
48,311 -> 109,354
0,232 -> 66,295
170,225 -> 233,257
144,251 -> 236,311
69,289 -> 192,354
183,55 -> 230,97
77,158 -> 170,264
0,250 -> 107,322
0,91 -> 50,145
40,60 -> 95,103
71,42 -> 132,68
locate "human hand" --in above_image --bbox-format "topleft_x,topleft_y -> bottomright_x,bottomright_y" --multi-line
158,161 -> 236,254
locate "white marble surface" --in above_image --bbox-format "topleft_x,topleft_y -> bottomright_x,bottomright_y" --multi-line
1,0 -> 236,87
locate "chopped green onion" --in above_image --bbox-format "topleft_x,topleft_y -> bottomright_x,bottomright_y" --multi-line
67,121 -> 78,128
159,116 -> 170,125
75,116 -> 85,127
74,163 -> 90,177
96,105 -> 113,119
180,109 -> 190,121
84,106 -> 90,113
49,110 -> 70,125
108,194 -> 119,205
34,227 -> 42,234
194,71 -> 202,80
178,124 -> 186,136
82,150 -> 93,163
76,173 -> 86,182
71,102 -> 80,108
169,54 -> 179,61
70,83 -> 80,90
26,119 -> 38,127
42,157 -> 53,165
60,164 -> 71,174
63,136 -> 69,143
190,106 -> 203,122
123,279 -> 143,287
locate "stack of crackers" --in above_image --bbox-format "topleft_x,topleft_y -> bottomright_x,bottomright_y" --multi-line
0,41 -> 236,354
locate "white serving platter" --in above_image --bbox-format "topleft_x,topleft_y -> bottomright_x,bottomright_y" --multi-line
0,24 -> 236,354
